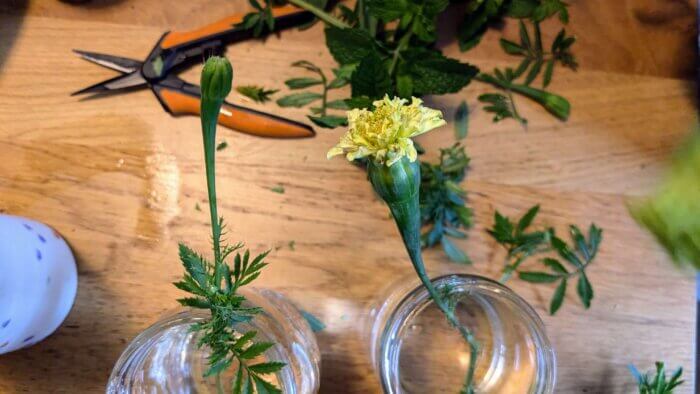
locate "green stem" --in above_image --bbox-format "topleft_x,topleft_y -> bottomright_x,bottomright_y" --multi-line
368,159 -> 480,393
287,0 -> 349,29
201,99 -> 222,262
388,20 -> 416,77
320,70 -> 328,116
499,253 -> 526,283
475,73 -> 570,120
388,199 -> 480,392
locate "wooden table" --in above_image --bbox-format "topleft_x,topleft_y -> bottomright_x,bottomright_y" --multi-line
0,1 -> 697,392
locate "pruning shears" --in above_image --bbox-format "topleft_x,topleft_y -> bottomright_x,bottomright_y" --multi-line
73,5 -> 315,138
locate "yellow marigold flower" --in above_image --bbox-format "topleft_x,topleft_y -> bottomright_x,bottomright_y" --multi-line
327,95 -> 446,166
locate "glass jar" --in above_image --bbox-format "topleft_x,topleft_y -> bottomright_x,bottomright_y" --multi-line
107,288 -> 320,394
367,274 -> 556,394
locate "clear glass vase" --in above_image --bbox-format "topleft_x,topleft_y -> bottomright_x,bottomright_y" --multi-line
367,274 -> 556,394
107,288 -> 320,394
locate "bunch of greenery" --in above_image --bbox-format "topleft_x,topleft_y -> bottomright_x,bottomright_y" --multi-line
175,57 -> 285,393
239,0 -> 576,126
419,144 -> 474,264
486,205 -> 601,315
629,362 -> 684,394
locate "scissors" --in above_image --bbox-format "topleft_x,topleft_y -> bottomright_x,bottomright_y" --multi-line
73,5 -> 315,139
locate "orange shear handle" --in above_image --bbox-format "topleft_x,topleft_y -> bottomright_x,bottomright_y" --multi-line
160,4 -> 303,49
158,88 -> 314,139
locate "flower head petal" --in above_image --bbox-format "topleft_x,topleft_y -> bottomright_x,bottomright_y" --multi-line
327,95 -> 445,166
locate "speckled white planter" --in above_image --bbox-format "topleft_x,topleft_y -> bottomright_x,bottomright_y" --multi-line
0,214 -> 77,354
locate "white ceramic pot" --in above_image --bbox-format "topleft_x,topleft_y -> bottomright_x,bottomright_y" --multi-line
0,214 -> 77,354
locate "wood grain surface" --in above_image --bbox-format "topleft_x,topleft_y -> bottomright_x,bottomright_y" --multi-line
0,1 -> 697,393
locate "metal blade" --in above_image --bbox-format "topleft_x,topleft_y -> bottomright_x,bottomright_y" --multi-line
73,49 -> 142,73
71,71 -> 147,96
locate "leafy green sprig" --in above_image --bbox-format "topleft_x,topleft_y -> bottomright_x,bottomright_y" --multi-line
629,362 -> 684,394
236,85 -> 278,103
499,21 -> 577,88
420,144 -> 474,264
487,205 -> 602,315
175,56 -> 284,393
276,60 -> 350,128
238,0 -> 576,128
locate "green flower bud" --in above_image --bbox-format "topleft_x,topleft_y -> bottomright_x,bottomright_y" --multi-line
200,56 -> 233,102
368,156 -> 420,205
542,92 -> 570,121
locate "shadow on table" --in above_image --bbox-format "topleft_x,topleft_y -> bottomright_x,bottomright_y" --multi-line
0,0 -> 27,73
0,245 -> 130,391
59,0 -> 128,8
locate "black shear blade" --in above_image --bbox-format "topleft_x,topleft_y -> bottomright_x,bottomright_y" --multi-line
73,49 -> 142,73
71,71 -> 147,96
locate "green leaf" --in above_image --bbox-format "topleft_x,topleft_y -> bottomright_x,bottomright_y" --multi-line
525,59 -> 543,85
232,364 -> 244,394
365,0 -> 407,21
308,115 -> 348,129
454,101 -> 469,140
327,78 -> 349,89
235,85 -> 278,103
326,99 -> 349,110
276,92 -> 322,107
249,361 -> 286,374
242,375 -> 254,394
577,272 -> 593,308
518,20 -> 531,49
551,235 -> 584,268
344,96 -> 373,109
233,331 -> 258,350
301,310 -> 326,332
253,376 -> 282,394
291,60 -> 321,73
513,57 -> 531,78
178,244 -> 209,289
325,27 -> 379,65
587,224 -> 602,260
543,59 -> 554,88
507,0 -> 538,18
216,141 -> 228,151
542,258 -> 568,274
239,341 -> 275,359
284,77 -> 323,89
441,236 -> 471,264
351,52 -> 392,99
516,204 -> 540,235
549,278 -> 567,315
270,185 -> 285,194
518,271 -> 560,283
204,357 -> 233,377
404,49 -> 479,95
500,39 -> 526,55
177,297 -> 211,309
395,73 -> 413,98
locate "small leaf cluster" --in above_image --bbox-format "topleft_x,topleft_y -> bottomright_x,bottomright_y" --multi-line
458,0 -> 569,50
499,21 -> 577,88
236,85 -> 278,103
276,60 -> 350,128
175,242 -> 285,393
487,205 -> 602,315
629,362 -> 684,394
420,144 -> 473,264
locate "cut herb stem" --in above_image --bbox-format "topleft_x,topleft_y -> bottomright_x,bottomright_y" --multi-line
287,0 -> 348,29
